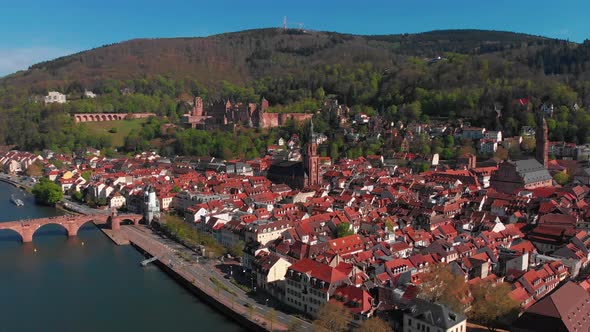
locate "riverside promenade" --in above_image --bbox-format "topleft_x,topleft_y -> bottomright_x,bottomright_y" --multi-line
121,225 -> 311,332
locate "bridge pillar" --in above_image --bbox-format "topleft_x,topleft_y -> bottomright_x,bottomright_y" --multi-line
111,219 -> 120,231
65,224 -> 78,237
21,230 -> 33,243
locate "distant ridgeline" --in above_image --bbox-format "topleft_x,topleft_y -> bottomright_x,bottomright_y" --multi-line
181,96 -> 313,130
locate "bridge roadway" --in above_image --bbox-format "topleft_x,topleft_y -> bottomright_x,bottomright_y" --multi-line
122,225 -> 312,332
0,213 -> 143,243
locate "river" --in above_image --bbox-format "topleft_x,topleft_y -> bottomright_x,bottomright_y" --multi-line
0,181 -> 244,332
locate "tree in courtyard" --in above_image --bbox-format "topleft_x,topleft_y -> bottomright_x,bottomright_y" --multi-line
336,222 -> 355,238
312,302 -> 352,332
32,177 -> 63,206
468,281 -> 519,331
494,146 -> 509,160
456,140 -> 476,158
25,161 -> 43,177
520,137 -> 536,152
81,170 -> 92,181
418,264 -> 469,313
384,219 -> 394,232
71,190 -> 84,202
414,162 -> 430,173
553,171 -> 570,185
355,316 -> 391,332
228,240 -> 246,258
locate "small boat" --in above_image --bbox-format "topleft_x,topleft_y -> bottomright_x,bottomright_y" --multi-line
10,194 -> 24,207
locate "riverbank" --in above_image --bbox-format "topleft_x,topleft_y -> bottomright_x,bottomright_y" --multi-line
121,226 -> 276,331
119,225 -> 310,331
0,174 -> 33,191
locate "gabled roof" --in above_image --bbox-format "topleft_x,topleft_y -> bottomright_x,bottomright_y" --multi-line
514,282 -> 590,331
513,159 -> 552,184
288,258 -> 348,284
406,298 -> 466,329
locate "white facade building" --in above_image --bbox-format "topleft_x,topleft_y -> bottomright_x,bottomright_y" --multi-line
84,90 -> 97,98
44,91 -> 67,104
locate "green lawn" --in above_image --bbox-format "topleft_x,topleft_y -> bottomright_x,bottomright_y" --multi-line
82,119 -> 147,147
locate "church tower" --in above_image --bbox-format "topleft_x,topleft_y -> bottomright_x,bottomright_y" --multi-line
304,119 -> 321,187
536,106 -> 549,168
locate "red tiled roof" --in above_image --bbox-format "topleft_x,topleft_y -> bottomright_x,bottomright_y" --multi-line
288,258 -> 348,284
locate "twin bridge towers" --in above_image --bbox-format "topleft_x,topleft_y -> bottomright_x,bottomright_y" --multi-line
0,214 -> 142,243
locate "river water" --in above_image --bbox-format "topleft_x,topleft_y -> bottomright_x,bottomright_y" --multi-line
0,181 -> 243,332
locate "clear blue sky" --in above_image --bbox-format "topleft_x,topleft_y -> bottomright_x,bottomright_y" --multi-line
1,0 -> 588,76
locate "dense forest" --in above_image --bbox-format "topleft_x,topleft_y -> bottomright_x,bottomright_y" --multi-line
1,28 -> 590,159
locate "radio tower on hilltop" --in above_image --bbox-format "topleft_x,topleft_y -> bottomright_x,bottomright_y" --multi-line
283,16 -> 287,30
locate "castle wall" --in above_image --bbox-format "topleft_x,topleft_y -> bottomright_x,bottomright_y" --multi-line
259,113 -> 313,129
183,97 -> 313,130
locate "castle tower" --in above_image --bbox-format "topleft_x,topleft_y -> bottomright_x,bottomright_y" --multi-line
261,97 -> 269,112
304,118 -> 320,187
536,106 -> 549,168
192,96 -> 204,117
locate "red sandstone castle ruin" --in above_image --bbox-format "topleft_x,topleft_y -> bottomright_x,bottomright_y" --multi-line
182,97 -> 313,129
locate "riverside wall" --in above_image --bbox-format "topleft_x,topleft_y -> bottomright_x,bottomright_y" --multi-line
127,232 -> 273,332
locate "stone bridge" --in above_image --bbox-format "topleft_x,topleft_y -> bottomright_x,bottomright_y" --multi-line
73,113 -> 156,123
0,214 -> 143,242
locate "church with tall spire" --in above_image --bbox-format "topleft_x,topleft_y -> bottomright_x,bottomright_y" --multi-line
304,118 -> 321,187
535,105 -> 549,168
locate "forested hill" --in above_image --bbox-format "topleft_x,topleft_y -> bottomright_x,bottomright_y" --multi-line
2,28 -> 590,156
0,28 -> 558,93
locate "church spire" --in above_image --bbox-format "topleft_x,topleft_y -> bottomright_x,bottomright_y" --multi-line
536,104 -> 549,168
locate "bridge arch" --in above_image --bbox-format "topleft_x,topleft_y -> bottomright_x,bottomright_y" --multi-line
109,215 -> 142,230
0,227 -> 24,242
32,222 -> 70,239
68,219 -> 96,237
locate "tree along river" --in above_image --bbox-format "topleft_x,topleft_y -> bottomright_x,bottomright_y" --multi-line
0,181 -> 244,332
